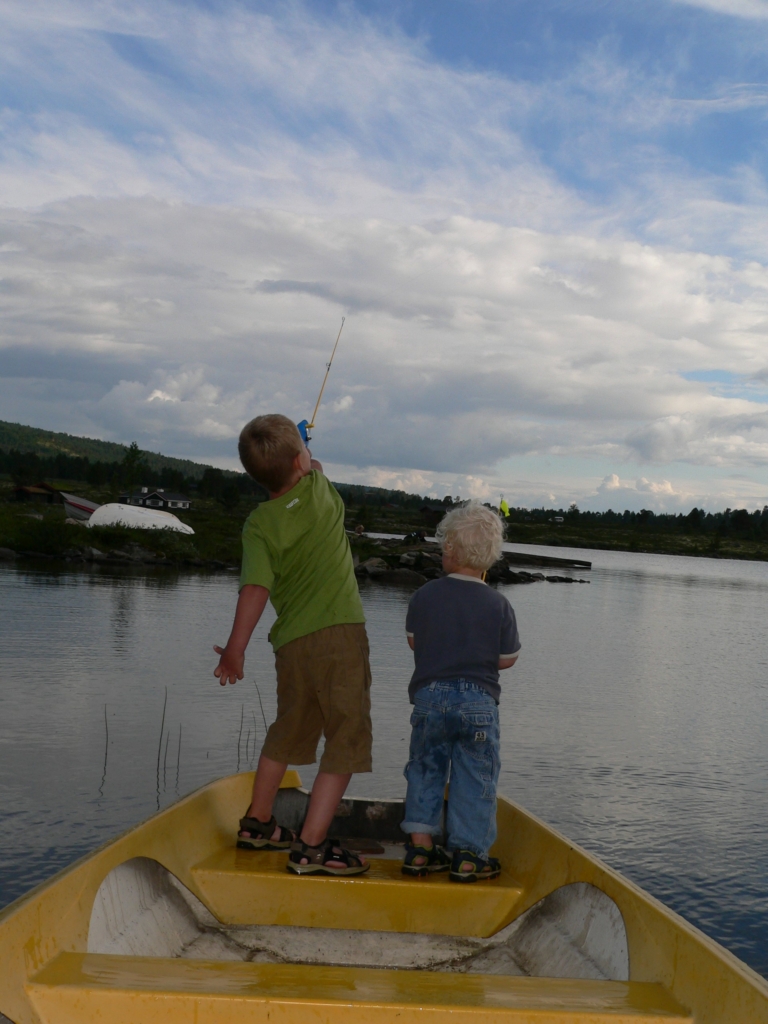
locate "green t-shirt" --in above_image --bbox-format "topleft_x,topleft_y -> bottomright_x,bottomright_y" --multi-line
240,471 -> 365,651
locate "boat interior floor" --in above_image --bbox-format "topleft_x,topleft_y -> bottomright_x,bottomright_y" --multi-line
88,853 -> 630,983
18,857 -> 686,1024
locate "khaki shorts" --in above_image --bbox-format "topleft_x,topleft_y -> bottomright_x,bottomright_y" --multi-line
262,623 -> 372,774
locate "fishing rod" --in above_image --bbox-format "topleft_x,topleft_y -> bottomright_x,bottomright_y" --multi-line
297,316 -> 346,444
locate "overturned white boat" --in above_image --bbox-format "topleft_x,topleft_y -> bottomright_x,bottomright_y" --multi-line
86,503 -> 195,534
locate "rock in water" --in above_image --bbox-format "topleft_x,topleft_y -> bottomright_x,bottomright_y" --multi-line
379,568 -> 428,586
355,557 -> 389,577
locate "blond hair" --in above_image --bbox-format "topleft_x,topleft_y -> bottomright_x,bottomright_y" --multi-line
436,500 -> 505,570
238,414 -> 303,492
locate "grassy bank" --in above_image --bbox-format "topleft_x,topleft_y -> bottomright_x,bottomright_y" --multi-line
500,520 -> 768,561
0,480 -> 255,567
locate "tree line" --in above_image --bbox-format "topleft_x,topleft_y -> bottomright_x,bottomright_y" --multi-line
0,445 -> 266,509
0,445 -> 423,512
504,502 -> 768,539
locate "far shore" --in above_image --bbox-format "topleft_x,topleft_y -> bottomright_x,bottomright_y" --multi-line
3,477 -> 768,572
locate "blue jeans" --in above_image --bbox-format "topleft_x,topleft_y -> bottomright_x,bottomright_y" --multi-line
401,680 -> 500,859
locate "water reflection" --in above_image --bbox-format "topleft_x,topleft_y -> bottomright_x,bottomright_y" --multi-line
1,550 -> 767,980
110,586 -> 135,654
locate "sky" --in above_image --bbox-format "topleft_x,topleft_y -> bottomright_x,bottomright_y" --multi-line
2,1 -> 768,511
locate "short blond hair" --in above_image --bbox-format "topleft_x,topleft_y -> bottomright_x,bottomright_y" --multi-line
238,414 -> 303,492
436,500 -> 505,570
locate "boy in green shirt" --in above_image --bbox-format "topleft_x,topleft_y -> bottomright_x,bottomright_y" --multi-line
214,414 -> 371,876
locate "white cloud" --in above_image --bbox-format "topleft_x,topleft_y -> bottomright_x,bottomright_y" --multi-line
2,1 -> 768,509
572,469 -> 767,513
0,0 -> 165,33
595,472 -> 679,506
670,0 -> 768,18
322,464 -> 492,503
637,477 -> 677,495
3,0 -> 766,250
327,465 -> 436,495
3,199 -> 768,488
0,2 -> 566,224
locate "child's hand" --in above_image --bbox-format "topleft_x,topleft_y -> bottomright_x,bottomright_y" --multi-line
213,585 -> 268,686
213,645 -> 244,686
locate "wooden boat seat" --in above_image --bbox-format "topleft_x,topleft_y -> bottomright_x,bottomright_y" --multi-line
190,849 -> 525,937
26,952 -> 693,1024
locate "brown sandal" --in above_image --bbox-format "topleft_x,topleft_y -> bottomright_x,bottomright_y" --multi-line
237,813 -> 296,850
287,837 -> 370,876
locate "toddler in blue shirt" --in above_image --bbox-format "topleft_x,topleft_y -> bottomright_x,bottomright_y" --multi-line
401,501 -> 521,882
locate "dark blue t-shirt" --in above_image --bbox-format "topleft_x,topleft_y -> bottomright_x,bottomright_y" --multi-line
405,574 -> 521,703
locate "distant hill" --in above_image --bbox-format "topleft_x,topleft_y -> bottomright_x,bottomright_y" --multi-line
0,419 -> 221,480
0,419 -> 430,506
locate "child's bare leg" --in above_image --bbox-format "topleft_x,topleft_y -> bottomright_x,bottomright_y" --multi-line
247,762 -> 364,867
410,832 -> 434,848
409,831 -> 436,868
244,753 -> 289,841
297,772 -> 365,869
300,772 -> 352,846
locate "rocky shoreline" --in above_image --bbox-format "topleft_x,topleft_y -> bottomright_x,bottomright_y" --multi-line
354,537 -> 590,586
0,543 -> 236,571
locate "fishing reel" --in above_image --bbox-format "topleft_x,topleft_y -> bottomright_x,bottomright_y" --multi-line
297,420 -> 312,445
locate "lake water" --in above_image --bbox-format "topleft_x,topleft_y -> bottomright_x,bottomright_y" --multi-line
1,545 -> 767,978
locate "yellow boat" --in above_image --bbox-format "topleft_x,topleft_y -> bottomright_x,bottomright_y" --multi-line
1,771 -> 767,1023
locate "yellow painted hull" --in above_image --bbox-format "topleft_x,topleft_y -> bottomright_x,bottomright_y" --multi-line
0,771 -> 766,1023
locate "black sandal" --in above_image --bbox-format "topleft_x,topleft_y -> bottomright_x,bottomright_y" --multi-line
449,849 -> 501,883
402,843 -> 451,877
237,813 -> 297,850
287,837 -> 370,876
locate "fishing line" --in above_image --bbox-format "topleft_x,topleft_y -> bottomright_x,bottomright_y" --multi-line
298,252 -> 466,442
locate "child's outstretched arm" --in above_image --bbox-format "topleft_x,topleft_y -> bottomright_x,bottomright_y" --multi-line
213,584 -> 270,686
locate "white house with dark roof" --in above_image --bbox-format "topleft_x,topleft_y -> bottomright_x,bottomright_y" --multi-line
117,487 -> 191,510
